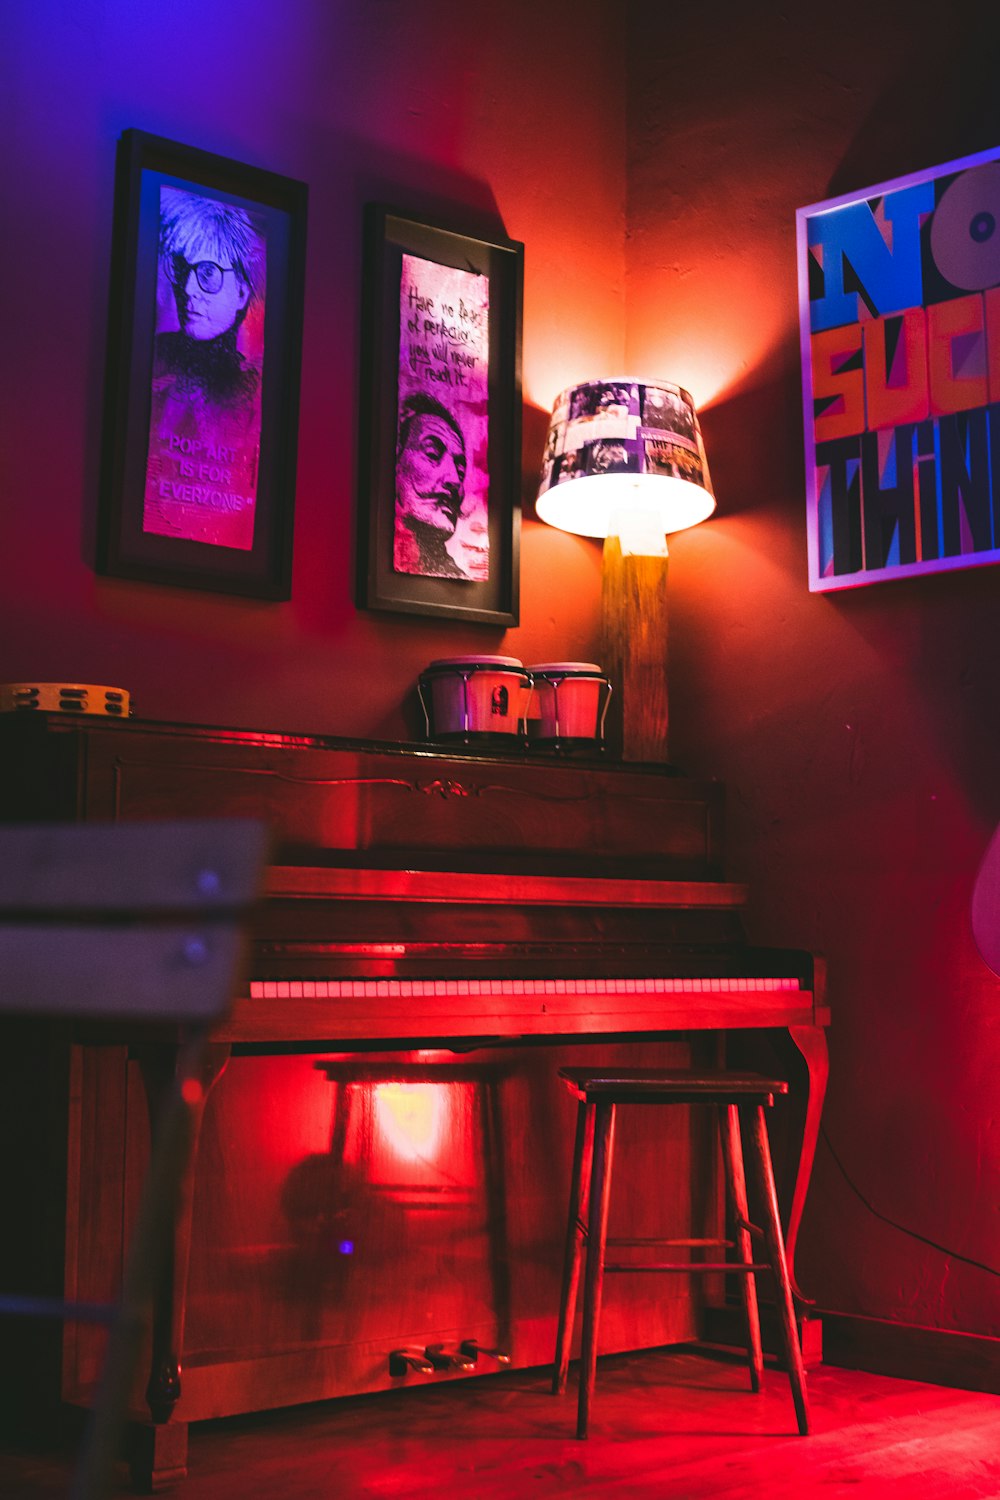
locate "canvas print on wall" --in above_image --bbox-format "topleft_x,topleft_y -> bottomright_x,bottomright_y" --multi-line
394,253 -> 490,581
98,131 -> 307,598
797,144 -> 1000,592
358,206 -> 523,625
144,185 -> 266,552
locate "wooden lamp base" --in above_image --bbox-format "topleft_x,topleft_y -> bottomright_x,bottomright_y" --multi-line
600,535 -> 670,764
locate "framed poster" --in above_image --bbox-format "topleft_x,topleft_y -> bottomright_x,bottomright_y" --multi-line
797,144 -> 1000,592
357,205 -> 523,624
97,130 -> 307,598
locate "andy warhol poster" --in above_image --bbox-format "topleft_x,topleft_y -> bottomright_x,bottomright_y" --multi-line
143,184 -> 266,551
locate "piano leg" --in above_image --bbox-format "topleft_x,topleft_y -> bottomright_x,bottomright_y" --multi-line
129,1042 -> 231,1490
784,1024 -> 830,1306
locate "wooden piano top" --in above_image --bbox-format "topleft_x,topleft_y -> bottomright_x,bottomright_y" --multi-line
0,712 -> 725,880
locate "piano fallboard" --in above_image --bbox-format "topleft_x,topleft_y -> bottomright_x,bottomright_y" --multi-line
265,866 -> 750,907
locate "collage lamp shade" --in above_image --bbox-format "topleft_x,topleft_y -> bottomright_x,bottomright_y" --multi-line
534,378 -> 715,555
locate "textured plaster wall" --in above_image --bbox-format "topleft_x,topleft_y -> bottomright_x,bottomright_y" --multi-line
2,0 -> 622,737
626,0 -> 1000,1333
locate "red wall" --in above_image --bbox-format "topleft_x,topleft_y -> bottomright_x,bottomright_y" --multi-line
2,0 -> 619,736
5,0 -> 1000,1343
626,1 -> 1000,1335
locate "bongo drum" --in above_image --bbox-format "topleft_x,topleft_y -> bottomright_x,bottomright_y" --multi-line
526,663 -> 611,753
417,656 -> 531,744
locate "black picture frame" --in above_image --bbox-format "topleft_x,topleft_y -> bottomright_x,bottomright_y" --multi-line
97,129 -> 307,598
357,205 -> 523,624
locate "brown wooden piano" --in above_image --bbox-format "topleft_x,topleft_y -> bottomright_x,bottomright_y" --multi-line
0,714 -> 828,1487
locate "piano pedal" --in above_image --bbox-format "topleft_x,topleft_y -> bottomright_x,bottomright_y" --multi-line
388,1348 -> 435,1377
423,1343 -> 477,1372
459,1339 -> 511,1366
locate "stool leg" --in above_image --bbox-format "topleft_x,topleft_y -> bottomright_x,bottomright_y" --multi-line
553,1101 -> 596,1394
744,1104 -> 810,1436
577,1100 -> 616,1439
720,1104 -> 764,1393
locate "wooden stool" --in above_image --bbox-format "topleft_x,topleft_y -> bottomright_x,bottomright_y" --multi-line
552,1067 -> 810,1439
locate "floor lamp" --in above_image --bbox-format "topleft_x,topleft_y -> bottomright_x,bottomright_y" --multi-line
535,378 -> 716,762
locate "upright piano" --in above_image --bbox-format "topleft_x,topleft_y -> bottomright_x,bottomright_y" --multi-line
0,714 -> 828,1484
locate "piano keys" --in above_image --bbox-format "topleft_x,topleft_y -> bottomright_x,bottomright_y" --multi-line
234,969 -> 818,1044
251,977 -> 807,999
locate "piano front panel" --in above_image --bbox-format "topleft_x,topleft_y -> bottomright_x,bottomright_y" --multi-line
64,1035 -> 719,1422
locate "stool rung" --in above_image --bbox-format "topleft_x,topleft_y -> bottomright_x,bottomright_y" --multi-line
606,1236 -> 732,1249
604,1261 -> 772,1273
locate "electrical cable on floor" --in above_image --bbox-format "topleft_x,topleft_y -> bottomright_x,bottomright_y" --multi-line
820,1121 -> 1000,1278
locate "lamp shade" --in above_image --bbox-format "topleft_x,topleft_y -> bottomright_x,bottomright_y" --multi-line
535,378 -> 715,550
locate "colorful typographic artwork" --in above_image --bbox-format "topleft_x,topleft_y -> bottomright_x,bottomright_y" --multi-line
142,185 -> 266,551
394,253 -> 490,581
797,146 -> 1000,591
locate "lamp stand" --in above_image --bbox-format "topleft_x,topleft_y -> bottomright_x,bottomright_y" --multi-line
600,535 -> 670,763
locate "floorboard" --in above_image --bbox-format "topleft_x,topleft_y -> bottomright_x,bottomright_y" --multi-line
3,1347 -> 1000,1497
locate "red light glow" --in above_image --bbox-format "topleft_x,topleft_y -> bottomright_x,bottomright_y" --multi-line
374,1082 -> 445,1162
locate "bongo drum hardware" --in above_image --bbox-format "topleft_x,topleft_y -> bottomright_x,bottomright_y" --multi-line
417,657 -> 532,743
526,663 -> 611,752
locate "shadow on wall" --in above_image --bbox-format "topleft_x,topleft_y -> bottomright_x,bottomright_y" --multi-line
825,10 -> 1000,200
697,336 -> 806,526
520,398 -> 551,521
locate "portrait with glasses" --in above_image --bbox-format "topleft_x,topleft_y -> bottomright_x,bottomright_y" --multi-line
142,186 -> 266,552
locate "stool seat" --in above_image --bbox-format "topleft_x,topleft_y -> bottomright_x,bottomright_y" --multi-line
558,1068 -> 790,1106
552,1064 -> 810,1440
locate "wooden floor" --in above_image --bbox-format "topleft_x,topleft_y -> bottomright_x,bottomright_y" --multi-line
4,1347 -> 1000,1497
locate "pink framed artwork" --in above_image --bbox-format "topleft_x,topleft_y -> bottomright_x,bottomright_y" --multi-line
98,131 -> 307,598
357,206 -> 523,625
